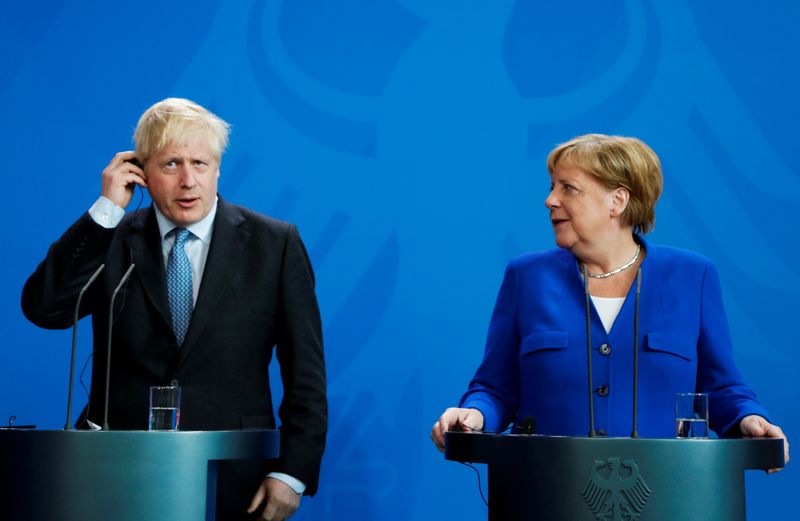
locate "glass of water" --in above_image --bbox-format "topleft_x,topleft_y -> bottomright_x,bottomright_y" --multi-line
675,392 -> 708,438
149,385 -> 181,431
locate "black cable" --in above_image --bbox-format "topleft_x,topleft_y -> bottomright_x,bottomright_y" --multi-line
131,183 -> 145,213
73,191 -> 143,429
82,256 -> 134,426
450,423 -> 512,508
111,256 -> 135,326
460,462 -> 488,506
110,191 -> 142,327
78,351 -> 94,426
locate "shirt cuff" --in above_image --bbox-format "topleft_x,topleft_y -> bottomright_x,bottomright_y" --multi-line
267,472 -> 306,495
88,196 -> 125,228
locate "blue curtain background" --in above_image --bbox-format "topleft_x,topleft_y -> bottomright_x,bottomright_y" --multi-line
1,1 -> 797,518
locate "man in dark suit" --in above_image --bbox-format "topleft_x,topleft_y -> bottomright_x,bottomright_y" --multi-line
21,98 -> 327,520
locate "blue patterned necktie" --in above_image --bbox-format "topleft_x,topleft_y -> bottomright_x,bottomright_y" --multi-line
167,228 -> 193,346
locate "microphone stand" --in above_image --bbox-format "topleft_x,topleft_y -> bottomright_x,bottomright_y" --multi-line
630,268 -> 642,438
583,265 -> 597,437
102,263 -> 135,431
65,264 -> 105,430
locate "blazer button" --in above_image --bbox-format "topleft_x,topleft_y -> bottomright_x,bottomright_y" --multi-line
599,343 -> 611,355
596,385 -> 609,397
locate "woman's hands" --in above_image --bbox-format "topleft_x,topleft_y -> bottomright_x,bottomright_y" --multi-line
431,407 -> 485,453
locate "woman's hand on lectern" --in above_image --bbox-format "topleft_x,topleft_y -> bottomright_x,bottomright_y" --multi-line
739,415 -> 790,474
431,407 -> 485,453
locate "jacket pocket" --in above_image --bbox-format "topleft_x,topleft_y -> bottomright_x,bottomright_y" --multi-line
645,332 -> 695,362
520,331 -> 569,356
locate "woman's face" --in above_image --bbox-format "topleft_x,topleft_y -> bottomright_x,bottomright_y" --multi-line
545,163 -> 618,253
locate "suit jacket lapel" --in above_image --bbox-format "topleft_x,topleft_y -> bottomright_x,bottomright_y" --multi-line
178,198 -> 250,363
126,208 -> 173,333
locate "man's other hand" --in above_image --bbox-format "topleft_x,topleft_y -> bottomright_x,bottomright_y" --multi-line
247,477 -> 301,521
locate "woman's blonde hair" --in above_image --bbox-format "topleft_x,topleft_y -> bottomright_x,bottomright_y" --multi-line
547,134 -> 663,234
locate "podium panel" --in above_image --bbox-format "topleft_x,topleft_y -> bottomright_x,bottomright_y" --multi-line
445,433 -> 784,521
0,429 -> 279,521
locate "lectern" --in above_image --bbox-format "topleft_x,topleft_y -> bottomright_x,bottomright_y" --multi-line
0,429 -> 279,521
445,432 -> 784,521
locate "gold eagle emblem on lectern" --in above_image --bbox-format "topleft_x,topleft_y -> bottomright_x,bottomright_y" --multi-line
582,457 -> 652,521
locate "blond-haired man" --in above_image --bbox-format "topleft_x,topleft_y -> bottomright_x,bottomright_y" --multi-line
23,98 -> 327,520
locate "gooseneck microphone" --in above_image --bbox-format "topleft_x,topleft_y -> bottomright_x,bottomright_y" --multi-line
102,263 -> 135,431
630,268 -> 643,438
582,265 -> 597,437
65,264 -> 106,430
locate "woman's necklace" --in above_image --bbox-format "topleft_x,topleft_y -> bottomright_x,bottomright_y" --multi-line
584,244 -> 641,279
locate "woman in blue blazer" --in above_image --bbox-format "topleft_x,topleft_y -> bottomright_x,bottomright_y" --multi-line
431,134 -> 789,467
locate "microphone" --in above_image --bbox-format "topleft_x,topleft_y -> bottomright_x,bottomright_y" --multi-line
630,268 -> 642,438
102,263 -> 135,431
513,416 -> 537,435
64,264 -> 106,430
582,265 -> 597,437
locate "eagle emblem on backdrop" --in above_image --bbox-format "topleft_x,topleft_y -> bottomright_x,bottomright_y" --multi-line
582,457 -> 652,521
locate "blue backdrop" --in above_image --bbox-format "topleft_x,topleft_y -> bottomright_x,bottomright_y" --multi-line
1,0 -> 797,518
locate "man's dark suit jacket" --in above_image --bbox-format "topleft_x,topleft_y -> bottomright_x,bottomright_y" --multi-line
22,197 -> 327,516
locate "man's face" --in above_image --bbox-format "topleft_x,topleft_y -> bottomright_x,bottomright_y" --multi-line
144,133 -> 219,226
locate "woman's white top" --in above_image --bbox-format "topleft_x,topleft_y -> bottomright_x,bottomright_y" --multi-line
590,296 -> 626,334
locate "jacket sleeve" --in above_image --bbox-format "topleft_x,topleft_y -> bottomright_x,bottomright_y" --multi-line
273,224 -> 327,495
695,262 -> 771,436
21,213 -> 114,329
459,261 -> 521,433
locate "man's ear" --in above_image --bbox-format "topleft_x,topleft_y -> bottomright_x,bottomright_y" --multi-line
610,187 -> 630,218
